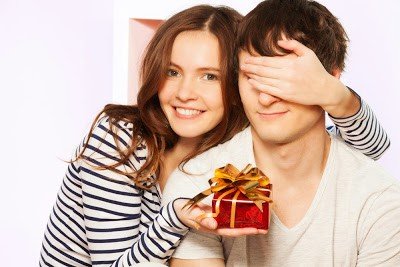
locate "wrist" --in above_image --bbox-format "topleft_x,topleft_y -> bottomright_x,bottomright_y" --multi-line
322,78 -> 359,117
172,198 -> 191,228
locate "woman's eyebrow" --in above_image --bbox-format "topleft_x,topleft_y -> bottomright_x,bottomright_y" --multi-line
169,62 -> 220,72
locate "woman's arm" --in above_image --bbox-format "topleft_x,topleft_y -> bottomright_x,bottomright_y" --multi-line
39,118 -> 188,266
39,159 -> 91,267
110,199 -> 188,265
327,89 -> 390,160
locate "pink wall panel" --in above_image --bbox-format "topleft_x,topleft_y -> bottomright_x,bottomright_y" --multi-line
128,19 -> 163,104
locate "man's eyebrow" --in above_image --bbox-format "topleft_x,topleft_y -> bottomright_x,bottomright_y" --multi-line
169,62 -> 220,72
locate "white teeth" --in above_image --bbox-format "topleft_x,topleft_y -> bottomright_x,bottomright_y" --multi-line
176,108 -> 202,116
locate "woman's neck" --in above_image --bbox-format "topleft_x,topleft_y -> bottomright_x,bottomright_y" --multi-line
158,137 -> 200,192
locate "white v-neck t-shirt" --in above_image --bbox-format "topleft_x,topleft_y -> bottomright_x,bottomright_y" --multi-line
162,127 -> 400,266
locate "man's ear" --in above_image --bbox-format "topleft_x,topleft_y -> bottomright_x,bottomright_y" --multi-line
331,68 -> 341,78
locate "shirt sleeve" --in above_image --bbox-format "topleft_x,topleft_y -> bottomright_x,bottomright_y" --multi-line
39,159 -> 92,267
112,200 -> 189,266
357,184 -> 400,265
172,230 -> 224,260
40,117 -> 188,266
327,89 -> 391,160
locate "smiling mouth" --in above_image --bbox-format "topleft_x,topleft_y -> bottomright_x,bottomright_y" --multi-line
174,107 -> 204,117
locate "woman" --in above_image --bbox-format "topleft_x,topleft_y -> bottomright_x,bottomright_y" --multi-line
39,4 -> 389,267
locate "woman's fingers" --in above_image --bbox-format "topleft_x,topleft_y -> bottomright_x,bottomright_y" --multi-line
199,217 -> 218,230
247,78 -> 283,99
246,73 -> 280,88
215,227 -> 268,237
277,39 -> 310,57
195,202 -> 212,212
244,55 -> 291,68
185,203 -> 268,236
241,63 -> 284,79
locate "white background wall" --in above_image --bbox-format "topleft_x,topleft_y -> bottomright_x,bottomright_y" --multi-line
0,0 -> 398,265
0,0 -> 113,264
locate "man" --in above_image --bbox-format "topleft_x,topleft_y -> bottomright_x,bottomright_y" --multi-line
162,0 -> 400,266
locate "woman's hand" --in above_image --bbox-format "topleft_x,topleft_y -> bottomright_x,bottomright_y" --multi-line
240,39 -> 360,118
173,199 -> 268,237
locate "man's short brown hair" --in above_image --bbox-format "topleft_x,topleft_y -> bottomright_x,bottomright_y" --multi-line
237,0 -> 349,73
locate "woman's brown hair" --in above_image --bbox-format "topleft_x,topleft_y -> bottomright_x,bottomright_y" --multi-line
78,5 -> 248,188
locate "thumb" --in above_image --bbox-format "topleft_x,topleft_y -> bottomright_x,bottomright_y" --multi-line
199,217 -> 218,230
195,202 -> 212,213
277,39 -> 308,57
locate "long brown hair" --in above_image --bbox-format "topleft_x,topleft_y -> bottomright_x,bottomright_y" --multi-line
78,5 -> 248,188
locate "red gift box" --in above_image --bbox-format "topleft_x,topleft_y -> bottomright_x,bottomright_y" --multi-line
212,186 -> 272,229
184,164 -> 273,230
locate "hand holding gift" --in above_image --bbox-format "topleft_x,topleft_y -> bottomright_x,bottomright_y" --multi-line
180,164 -> 273,234
174,199 -> 269,237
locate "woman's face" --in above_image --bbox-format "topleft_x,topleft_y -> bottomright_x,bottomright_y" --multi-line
158,30 -> 224,139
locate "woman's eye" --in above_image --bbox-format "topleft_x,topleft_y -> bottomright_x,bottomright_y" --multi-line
202,73 -> 218,81
166,69 -> 179,77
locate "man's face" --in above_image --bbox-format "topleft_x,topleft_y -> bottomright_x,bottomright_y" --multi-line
238,49 -> 325,144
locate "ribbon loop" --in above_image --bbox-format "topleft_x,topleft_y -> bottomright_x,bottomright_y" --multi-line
184,164 -> 273,227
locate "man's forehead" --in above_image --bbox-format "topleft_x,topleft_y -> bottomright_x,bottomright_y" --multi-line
238,42 -> 288,60
238,49 -> 261,59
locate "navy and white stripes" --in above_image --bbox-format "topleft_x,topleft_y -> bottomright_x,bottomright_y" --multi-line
40,99 -> 390,266
40,117 -> 188,267
328,98 -> 390,160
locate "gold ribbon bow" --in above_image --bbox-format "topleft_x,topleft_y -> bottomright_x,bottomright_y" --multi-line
184,164 -> 273,228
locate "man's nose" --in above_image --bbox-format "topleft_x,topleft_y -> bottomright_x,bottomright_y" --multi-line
258,92 -> 280,106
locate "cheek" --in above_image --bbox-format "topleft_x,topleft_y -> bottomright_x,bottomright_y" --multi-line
239,87 -> 257,111
239,77 -> 254,97
296,105 -> 323,117
289,106 -> 324,128
204,86 -> 224,109
158,82 -> 175,105
206,89 -> 225,124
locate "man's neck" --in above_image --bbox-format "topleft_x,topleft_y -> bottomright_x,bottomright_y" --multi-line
251,122 -> 331,187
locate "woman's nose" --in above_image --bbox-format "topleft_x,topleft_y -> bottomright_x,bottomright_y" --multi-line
176,77 -> 198,101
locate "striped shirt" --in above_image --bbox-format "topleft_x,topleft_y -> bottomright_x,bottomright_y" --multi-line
328,98 -> 390,160
39,98 -> 390,266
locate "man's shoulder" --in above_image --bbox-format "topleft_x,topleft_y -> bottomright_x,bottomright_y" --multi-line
203,126 -> 251,157
333,137 -> 399,195
184,127 -> 252,169
161,128 -> 253,206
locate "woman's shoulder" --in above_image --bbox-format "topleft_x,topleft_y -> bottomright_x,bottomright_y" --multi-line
80,114 -> 148,162
88,114 -> 143,147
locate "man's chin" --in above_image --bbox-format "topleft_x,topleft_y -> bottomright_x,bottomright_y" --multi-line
253,130 -> 291,145
252,124 -> 304,145
260,136 -> 293,145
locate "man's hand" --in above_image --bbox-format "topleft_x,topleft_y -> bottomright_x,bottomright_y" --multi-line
173,199 -> 268,237
240,39 -> 360,117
